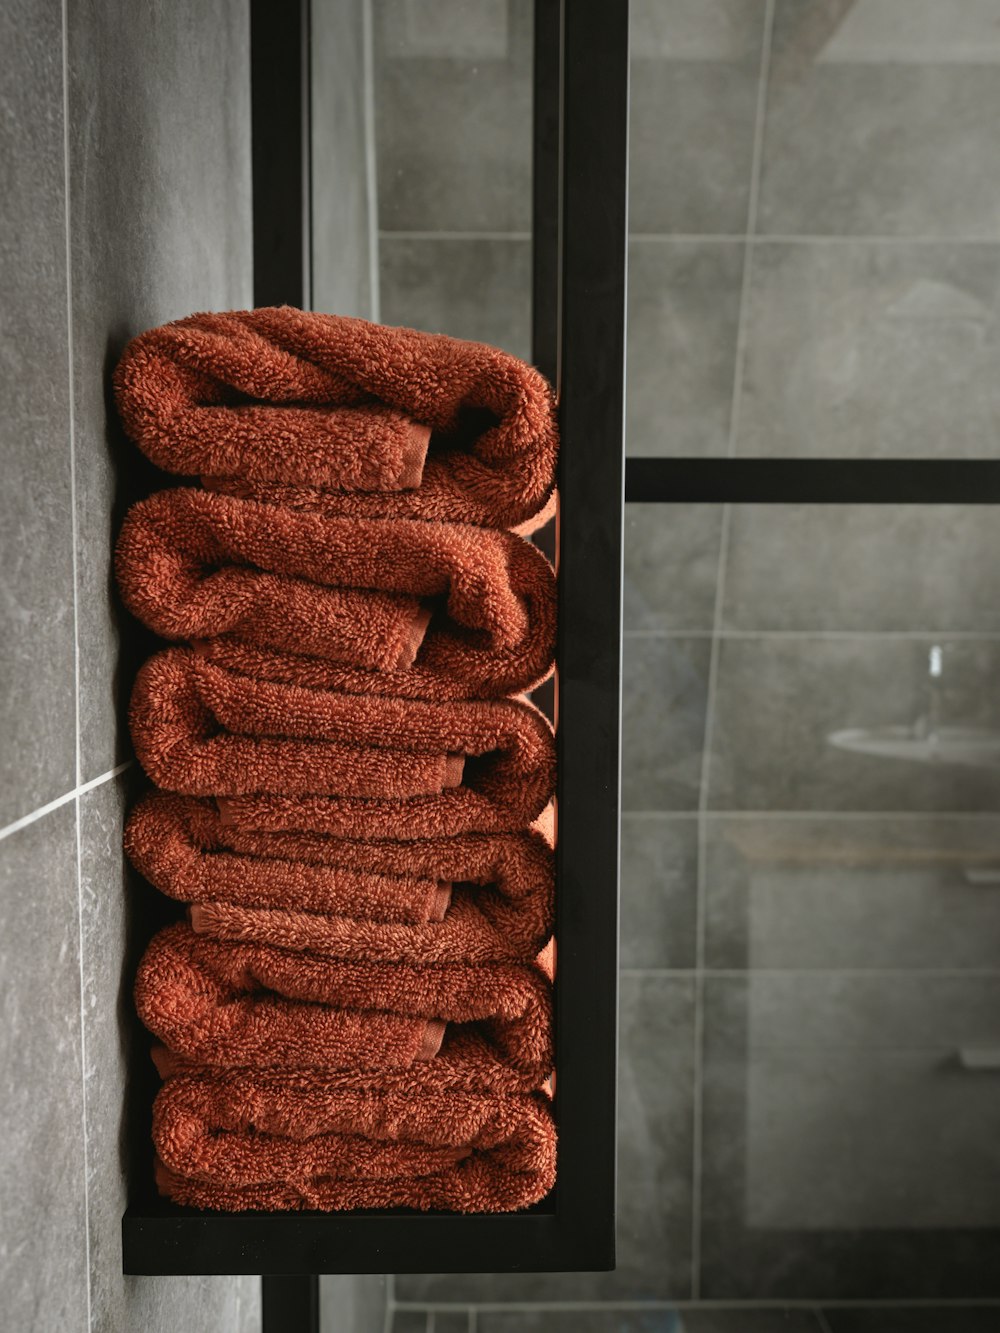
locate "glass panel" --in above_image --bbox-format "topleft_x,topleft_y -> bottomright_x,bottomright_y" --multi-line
621,501 -> 1000,1303
627,0 -> 1000,458
312,0 -> 532,357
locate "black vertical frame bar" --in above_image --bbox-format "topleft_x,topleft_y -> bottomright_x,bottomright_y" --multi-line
262,1275 -> 320,1333
532,0 -> 562,386
251,0 -> 312,308
554,0 -> 629,1269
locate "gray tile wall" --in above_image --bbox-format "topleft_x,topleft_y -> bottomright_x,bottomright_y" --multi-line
377,0 -> 1000,1325
0,1 -> 260,1326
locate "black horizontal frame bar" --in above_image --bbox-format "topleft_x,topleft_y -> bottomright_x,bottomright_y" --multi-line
626,458 -> 1000,505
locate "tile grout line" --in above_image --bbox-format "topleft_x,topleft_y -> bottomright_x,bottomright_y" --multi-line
621,808 -> 1000,821
726,0 -> 774,466
690,0 -> 775,1296
621,966 -> 1000,979
378,230 -> 1000,246
0,762 -> 133,845
383,1273 -> 396,1333
623,629 -> 1000,641
396,1298 -> 1000,1313
362,0 -> 381,322
61,0 -> 93,1324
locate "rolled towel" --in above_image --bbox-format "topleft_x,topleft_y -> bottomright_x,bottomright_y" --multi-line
129,647 -> 555,823
150,1034 -> 556,1212
179,634 -> 549,707
125,791 -> 554,957
112,306 -> 558,527
115,488 -> 557,696
135,923 -> 554,1081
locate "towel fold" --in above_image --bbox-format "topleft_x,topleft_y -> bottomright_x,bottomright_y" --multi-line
125,792 -> 554,957
149,1034 -> 556,1212
115,487 -> 557,695
136,923 -> 554,1081
129,647 -> 555,826
112,306 -> 558,527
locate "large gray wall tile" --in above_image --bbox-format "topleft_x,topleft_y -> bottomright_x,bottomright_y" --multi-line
707,637 -> 1000,812
622,636 -> 711,812
723,504 -> 1000,631
822,1308 -> 1000,1333
629,1 -> 767,234
0,0 -> 77,825
312,0 -> 376,320
759,1 -> 1000,236
373,0 -> 531,232
704,814 -> 1000,971
626,243 -> 743,457
621,815 -> 698,969
735,243 -> 1000,458
80,775 -> 260,1330
396,977 -> 695,1304
68,0 -> 253,784
478,1308 -> 822,1331
701,975 -> 1000,1297
624,504 -> 724,631
321,1274 -> 388,1333
379,238 -> 529,359
0,806 -> 88,1330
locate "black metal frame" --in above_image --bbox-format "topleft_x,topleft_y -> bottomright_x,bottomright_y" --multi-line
121,0 -> 626,1290
626,457 -> 1000,504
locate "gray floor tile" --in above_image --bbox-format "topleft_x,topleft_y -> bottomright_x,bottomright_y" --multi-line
428,1314 -> 469,1333
629,1 -> 767,234
396,976 -> 695,1304
759,2 -> 1000,236
701,974 -> 1000,1297
626,243 -> 743,458
625,504 -> 723,631
478,1311 -> 822,1332
722,504 -> 1000,631
0,0 -> 77,825
822,1308 -> 1000,1333
0,805 -> 88,1330
735,242 -> 1000,459
379,238 -> 530,360
80,773 -> 261,1330
704,814 -> 1000,971
373,0 -> 531,232
621,815 -> 698,969
68,0 -> 253,784
392,1313 -> 429,1333
622,636 -> 712,812
707,636 -> 1000,812
321,1275 -> 388,1333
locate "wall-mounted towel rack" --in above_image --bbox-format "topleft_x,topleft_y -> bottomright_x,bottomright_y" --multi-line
121,0 -> 627,1288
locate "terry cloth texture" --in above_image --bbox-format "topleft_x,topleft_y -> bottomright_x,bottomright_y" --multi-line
112,306 -> 558,528
125,792 -> 554,960
129,646 -> 555,824
135,922 -> 554,1082
149,1033 -> 556,1213
115,487 -> 557,696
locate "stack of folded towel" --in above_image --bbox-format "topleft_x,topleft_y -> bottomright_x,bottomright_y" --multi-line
113,307 -> 559,1212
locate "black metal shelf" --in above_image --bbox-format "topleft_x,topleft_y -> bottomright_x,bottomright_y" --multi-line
122,0 -> 625,1279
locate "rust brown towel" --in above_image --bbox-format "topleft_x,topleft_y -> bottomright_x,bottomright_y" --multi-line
125,791 -> 554,959
112,306 -> 558,528
136,923 -> 554,1082
129,647 -> 555,827
150,1033 -> 556,1212
115,487 -> 556,696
